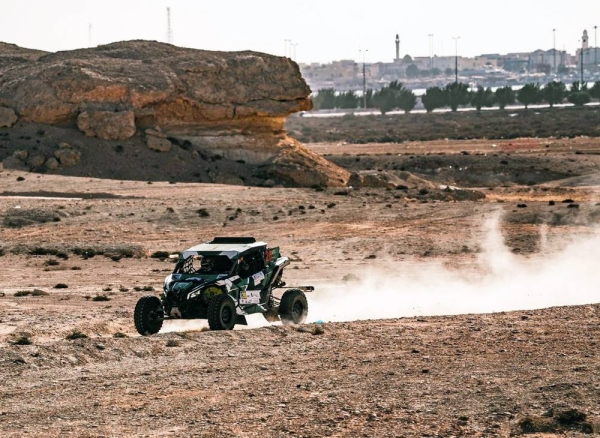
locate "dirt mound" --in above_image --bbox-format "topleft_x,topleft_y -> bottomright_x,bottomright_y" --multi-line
0,40 -> 349,187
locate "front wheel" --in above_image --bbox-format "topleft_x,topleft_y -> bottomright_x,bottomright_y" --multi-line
279,289 -> 308,325
134,295 -> 164,336
208,294 -> 236,330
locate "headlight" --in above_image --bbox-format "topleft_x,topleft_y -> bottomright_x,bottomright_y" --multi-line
163,274 -> 173,292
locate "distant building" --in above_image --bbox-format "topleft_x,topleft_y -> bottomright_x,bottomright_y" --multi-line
529,49 -> 568,72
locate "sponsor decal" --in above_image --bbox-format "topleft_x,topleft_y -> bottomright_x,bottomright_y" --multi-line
252,271 -> 265,286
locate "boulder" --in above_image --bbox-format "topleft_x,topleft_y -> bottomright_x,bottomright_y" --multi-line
146,135 -> 172,153
27,155 -> 45,169
13,150 -> 28,161
77,111 -> 136,140
54,148 -> 81,167
2,155 -> 28,171
45,157 -> 60,170
0,106 -> 17,127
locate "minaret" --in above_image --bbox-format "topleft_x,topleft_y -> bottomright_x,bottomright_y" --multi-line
395,34 -> 400,61
583,30 -> 589,49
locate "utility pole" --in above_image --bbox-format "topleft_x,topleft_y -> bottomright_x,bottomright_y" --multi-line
166,7 -> 173,44
428,34 -> 434,70
284,39 -> 291,57
453,37 -> 460,83
291,43 -> 298,61
553,29 -> 556,74
88,23 -> 93,48
581,39 -> 585,84
595,25 -> 598,70
360,49 -> 368,109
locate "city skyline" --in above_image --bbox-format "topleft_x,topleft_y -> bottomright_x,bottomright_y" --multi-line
0,0 -> 599,64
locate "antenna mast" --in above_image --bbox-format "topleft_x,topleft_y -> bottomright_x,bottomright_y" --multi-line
167,7 -> 173,44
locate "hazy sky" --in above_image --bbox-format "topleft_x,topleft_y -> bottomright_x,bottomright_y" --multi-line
1,0 -> 599,63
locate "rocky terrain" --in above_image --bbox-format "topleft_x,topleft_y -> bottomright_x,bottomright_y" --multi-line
1,136 -> 600,436
0,40 -> 348,187
1,39 -> 600,438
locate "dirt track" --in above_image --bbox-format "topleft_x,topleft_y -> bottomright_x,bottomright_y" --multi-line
1,138 -> 600,436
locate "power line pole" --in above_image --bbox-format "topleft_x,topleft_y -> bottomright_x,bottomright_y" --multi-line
595,25 -> 598,70
284,39 -> 291,57
291,43 -> 298,61
166,7 -> 173,44
453,37 -> 460,83
88,23 -> 93,48
581,39 -> 585,84
428,34 -> 433,70
553,29 -> 556,73
360,49 -> 368,109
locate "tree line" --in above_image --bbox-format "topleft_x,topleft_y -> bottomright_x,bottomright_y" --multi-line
312,81 -> 600,114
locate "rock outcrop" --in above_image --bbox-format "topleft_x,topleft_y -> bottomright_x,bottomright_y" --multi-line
0,40 -> 348,187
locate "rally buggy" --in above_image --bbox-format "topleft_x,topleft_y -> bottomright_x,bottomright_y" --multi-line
134,237 -> 313,335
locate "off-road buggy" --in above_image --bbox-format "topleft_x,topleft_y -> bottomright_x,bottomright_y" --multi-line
134,237 -> 313,335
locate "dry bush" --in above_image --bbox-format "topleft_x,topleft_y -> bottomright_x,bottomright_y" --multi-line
92,295 -> 110,302
10,335 -> 32,345
65,330 -> 88,340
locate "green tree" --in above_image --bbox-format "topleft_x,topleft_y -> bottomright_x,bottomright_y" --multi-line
590,81 -> 600,99
445,82 -> 470,112
335,91 -> 359,109
421,86 -> 446,112
470,86 -> 496,112
398,89 -> 417,113
431,67 -> 441,76
569,81 -> 591,106
373,87 -> 396,114
444,67 -> 454,76
313,88 -> 336,110
542,81 -> 566,107
372,81 -> 415,114
570,81 -> 588,92
495,86 -> 515,110
406,63 -> 419,78
516,83 -> 541,109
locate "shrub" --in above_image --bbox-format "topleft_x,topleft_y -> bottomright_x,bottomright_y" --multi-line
66,330 -> 88,340
92,295 -> 110,302
11,336 -> 32,345
14,290 -> 32,297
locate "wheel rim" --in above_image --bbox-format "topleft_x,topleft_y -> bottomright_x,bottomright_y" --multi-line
292,301 -> 304,320
221,306 -> 232,325
147,306 -> 162,327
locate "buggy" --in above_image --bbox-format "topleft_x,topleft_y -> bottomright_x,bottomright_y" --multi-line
134,237 -> 313,335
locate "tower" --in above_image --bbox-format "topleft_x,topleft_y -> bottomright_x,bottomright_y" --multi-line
583,30 -> 589,49
395,34 -> 400,61
167,7 -> 173,44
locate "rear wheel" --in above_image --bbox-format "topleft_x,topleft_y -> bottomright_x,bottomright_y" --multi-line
279,289 -> 308,325
134,295 -> 164,336
208,294 -> 236,330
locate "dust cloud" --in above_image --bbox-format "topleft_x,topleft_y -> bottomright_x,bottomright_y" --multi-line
307,212 -> 600,323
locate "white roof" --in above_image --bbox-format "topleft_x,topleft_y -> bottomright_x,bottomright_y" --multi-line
182,242 -> 266,259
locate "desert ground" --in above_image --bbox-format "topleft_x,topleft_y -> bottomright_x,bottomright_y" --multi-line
1,137 -> 600,437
